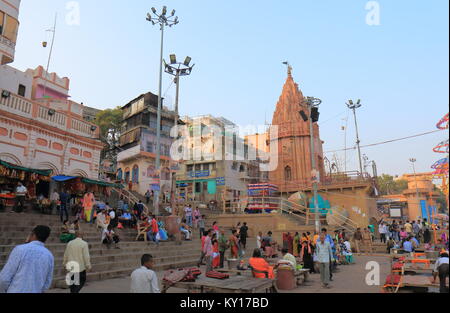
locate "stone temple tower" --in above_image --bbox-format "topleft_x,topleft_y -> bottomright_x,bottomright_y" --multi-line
269,67 -> 325,193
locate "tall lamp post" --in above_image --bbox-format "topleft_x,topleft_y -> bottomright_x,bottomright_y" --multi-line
346,100 -> 364,177
301,96 -> 322,233
164,54 -> 195,210
409,158 -> 421,219
146,6 -> 179,215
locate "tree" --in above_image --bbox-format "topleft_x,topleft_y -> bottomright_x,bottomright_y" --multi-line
94,107 -> 123,161
376,174 -> 408,196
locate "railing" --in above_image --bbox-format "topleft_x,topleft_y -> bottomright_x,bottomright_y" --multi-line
112,187 -> 151,216
279,198 -> 358,233
0,93 -> 32,117
271,171 -> 375,191
0,92 -> 99,139
37,105 -> 66,127
0,35 -> 16,50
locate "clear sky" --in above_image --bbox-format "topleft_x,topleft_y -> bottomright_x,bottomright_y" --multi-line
11,0 -> 449,176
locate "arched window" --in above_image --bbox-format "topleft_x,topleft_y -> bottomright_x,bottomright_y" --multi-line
132,165 -> 139,183
284,166 -> 292,181
117,168 -> 123,181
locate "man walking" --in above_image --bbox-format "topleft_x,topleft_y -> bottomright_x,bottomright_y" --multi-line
130,254 -> 160,293
0,226 -> 54,293
184,205 -> 193,227
353,228 -> 363,253
432,252 -> 449,293
59,189 -> 71,223
315,233 -> 333,289
239,222 -> 249,250
63,231 -> 91,293
218,229 -> 229,268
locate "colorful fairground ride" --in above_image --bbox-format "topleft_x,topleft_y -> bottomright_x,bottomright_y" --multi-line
431,113 -> 449,218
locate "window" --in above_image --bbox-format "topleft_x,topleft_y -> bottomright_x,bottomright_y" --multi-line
146,141 -> 154,153
117,169 -> 123,181
4,15 -> 19,43
0,11 -> 4,35
187,164 -> 194,172
285,166 -> 292,181
18,84 -> 26,97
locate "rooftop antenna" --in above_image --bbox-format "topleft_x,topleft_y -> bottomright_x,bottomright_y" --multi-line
42,13 -> 57,99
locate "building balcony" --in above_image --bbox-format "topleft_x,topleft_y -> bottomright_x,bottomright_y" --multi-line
0,92 -> 100,139
0,35 -> 16,65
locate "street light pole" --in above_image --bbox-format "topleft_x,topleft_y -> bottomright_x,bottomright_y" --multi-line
304,96 -> 322,233
146,7 -> 179,215
410,158 -> 421,219
163,55 -> 195,212
347,100 -> 364,177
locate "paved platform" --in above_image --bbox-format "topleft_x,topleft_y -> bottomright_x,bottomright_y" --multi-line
48,255 -> 391,293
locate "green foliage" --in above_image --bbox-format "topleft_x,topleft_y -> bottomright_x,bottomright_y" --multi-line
376,174 -> 409,195
93,107 -> 123,159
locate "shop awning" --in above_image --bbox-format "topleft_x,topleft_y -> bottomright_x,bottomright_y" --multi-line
81,178 -> 123,188
0,160 -> 52,176
52,176 -> 78,182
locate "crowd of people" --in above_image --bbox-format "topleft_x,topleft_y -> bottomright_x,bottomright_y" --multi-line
377,218 -> 449,254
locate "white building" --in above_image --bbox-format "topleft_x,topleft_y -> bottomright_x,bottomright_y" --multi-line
0,0 -> 20,65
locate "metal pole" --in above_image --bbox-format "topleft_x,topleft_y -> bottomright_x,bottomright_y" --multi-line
309,104 -> 320,233
352,107 -> 364,176
412,161 -> 421,219
154,22 -> 165,216
43,14 -> 57,99
170,72 -> 180,213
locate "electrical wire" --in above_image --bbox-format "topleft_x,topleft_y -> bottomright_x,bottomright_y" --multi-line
324,129 -> 445,154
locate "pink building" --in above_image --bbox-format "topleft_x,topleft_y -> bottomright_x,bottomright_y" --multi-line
0,65 -> 103,179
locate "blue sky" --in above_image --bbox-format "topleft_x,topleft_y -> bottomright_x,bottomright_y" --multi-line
12,0 -> 449,176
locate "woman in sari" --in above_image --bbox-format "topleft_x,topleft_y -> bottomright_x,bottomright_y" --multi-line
83,191 -> 95,223
293,232 -> 300,257
212,234 -> 220,268
229,230 -> 239,259
300,240 -> 315,273
249,249 -> 275,279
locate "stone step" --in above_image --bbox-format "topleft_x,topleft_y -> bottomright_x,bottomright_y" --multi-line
0,239 -> 200,254
0,243 -> 201,263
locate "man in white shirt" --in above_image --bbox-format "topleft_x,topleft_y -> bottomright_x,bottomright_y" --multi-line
432,252 -> 449,293
14,182 -> 28,213
63,231 -> 91,293
130,254 -> 160,293
256,232 -> 263,251
184,205 -> 193,227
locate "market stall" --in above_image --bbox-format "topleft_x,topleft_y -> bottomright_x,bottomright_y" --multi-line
0,160 -> 52,211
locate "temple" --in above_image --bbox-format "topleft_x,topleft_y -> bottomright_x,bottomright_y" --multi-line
269,67 -> 325,192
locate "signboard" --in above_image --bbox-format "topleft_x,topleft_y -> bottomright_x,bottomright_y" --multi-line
189,170 -> 210,178
390,208 -> 402,218
151,184 -> 160,192
216,177 -> 225,186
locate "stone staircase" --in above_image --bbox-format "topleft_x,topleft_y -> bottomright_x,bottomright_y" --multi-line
0,213 -> 202,289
